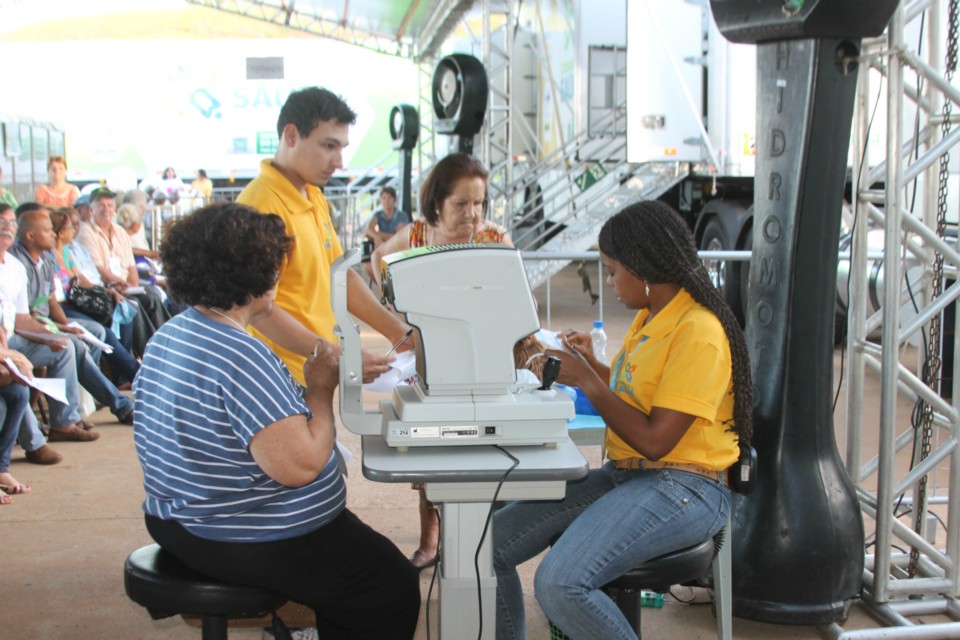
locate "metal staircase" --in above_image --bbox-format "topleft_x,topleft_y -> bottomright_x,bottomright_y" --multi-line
506,105 -> 690,289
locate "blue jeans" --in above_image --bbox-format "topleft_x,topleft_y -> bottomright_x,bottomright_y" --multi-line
0,384 -> 30,472
10,334 -> 133,425
9,335 -> 82,428
17,410 -> 46,453
63,308 -> 140,383
493,462 -> 730,640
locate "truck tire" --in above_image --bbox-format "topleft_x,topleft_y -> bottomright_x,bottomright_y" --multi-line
700,216 -> 742,323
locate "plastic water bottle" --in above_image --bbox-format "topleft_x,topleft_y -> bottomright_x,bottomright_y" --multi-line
590,320 -> 608,363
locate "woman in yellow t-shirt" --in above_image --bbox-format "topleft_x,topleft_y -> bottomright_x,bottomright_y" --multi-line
493,200 -> 753,640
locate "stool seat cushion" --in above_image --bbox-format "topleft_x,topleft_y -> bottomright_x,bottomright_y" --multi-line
604,536 -> 715,592
124,544 -> 287,620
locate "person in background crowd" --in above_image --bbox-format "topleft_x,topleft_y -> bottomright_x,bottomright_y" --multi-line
34,156 -> 80,208
159,167 -> 184,198
76,187 -> 172,355
0,204 -> 63,465
116,203 -> 159,261
12,209 -> 135,427
73,194 -> 92,223
362,186 -> 410,282
46,207 -> 141,385
0,339 -> 34,502
134,203 -> 420,638
0,165 -> 17,209
190,169 -> 213,199
0,206 -> 103,442
122,188 -> 164,251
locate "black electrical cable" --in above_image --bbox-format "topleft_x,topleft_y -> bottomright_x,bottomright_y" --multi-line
475,445 -> 520,640
425,508 -> 442,640
834,71 -> 885,413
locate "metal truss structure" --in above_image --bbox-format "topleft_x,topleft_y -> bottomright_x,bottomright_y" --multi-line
183,0 -> 474,61
829,1 -> 960,637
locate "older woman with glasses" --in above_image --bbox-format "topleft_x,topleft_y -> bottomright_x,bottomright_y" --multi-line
49,207 -> 140,386
134,202 -> 421,638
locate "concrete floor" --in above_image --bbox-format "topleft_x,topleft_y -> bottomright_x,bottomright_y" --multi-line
0,263 -> 952,639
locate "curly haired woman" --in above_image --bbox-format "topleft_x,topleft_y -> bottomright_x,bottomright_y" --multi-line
134,202 -> 420,639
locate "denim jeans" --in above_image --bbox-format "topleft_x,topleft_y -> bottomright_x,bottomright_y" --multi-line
9,335 -> 82,428
63,308 -> 141,383
493,461 -> 730,640
16,410 -> 46,453
69,333 -> 134,420
0,383 -> 30,472
10,334 -> 133,425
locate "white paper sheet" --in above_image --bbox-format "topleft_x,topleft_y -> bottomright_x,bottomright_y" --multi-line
4,357 -> 68,404
363,351 -> 417,393
66,322 -> 114,354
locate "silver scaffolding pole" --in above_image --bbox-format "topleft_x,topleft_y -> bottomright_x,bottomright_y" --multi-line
829,1 -> 960,636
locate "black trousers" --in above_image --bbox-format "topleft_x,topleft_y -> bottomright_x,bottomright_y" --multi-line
127,288 -> 170,358
146,511 -> 421,639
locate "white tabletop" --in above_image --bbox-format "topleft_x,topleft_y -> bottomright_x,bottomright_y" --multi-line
361,436 -> 589,484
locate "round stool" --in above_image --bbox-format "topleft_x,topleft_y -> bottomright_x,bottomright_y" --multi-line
124,544 -> 289,640
602,531 -> 724,637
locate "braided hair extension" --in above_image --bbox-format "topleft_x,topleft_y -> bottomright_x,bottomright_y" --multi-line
598,201 -> 753,446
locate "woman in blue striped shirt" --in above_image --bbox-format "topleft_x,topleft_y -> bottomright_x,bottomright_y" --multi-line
133,202 -> 420,639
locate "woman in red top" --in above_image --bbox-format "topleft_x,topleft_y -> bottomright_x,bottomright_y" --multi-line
371,153 -> 513,571
35,156 -> 80,208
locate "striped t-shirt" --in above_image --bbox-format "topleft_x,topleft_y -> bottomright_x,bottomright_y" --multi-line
133,307 -> 346,542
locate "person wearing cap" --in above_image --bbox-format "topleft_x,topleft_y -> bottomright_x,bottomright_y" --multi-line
76,187 -> 171,356
73,194 -> 92,223
35,156 -> 80,208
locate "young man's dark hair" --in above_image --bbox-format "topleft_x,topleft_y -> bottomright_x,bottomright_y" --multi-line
380,186 -> 397,200
276,87 -> 357,138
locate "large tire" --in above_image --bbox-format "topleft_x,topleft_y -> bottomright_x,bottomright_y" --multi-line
700,216 -> 742,324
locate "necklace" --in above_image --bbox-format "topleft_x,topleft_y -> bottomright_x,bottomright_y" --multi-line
203,306 -> 247,332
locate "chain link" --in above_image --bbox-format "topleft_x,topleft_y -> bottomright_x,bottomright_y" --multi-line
908,0 -> 957,578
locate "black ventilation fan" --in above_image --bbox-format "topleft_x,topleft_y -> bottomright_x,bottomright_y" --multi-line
389,103 -> 419,151
432,54 -> 488,150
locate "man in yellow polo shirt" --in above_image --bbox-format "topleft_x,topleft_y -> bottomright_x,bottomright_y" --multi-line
238,87 -> 409,384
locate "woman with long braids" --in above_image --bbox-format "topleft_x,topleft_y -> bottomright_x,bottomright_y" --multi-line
492,200 -> 752,640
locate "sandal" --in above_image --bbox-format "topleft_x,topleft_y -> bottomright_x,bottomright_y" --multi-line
0,489 -> 11,505
0,483 -> 30,495
410,549 -> 438,572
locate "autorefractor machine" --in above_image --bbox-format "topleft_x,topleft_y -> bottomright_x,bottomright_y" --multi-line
331,244 -> 587,639
334,243 -> 575,448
